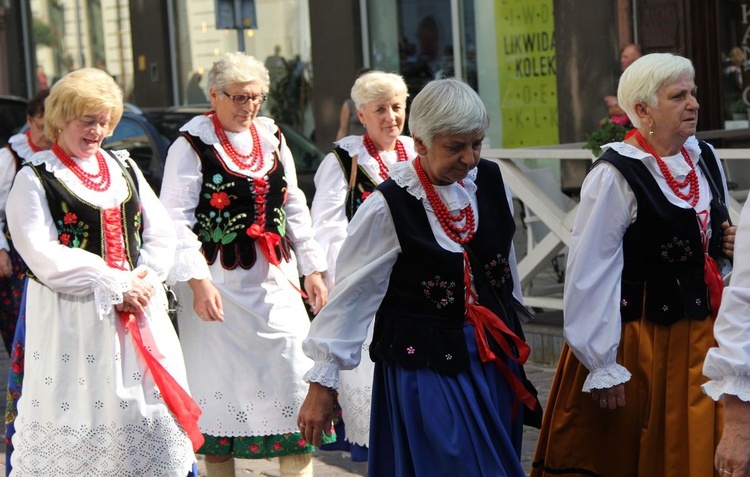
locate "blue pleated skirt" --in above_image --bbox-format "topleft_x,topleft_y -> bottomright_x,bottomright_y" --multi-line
368,324 -> 526,477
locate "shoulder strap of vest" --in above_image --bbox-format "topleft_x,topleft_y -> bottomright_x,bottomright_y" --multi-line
333,146 -> 359,187
180,131 -> 212,157
696,140 -> 728,210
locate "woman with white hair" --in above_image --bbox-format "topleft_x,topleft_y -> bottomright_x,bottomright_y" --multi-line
160,52 -> 329,477
299,78 -> 540,476
6,68 -> 200,475
310,70 -> 416,461
532,53 -> 736,476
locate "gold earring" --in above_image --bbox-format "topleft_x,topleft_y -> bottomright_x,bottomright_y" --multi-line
649,122 -> 654,136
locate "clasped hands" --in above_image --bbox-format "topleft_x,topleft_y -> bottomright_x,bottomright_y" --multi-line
115,268 -> 154,314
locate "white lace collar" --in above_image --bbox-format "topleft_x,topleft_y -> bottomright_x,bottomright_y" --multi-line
27,148 -> 132,198
180,114 -> 280,155
389,160 -> 478,212
336,135 -> 416,166
603,135 -> 701,177
8,132 -> 35,162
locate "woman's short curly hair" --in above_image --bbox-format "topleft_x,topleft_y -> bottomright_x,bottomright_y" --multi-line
350,71 -> 408,109
44,68 -> 123,141
207,52 -> 270,94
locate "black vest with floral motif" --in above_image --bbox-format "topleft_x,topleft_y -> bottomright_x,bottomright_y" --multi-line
181,131 -> 291,270
27,155 -> 142,270
597,142 -> 729,326
370,159 -> 519,375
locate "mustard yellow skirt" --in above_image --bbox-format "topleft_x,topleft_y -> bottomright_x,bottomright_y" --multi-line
531,316 -> 722,477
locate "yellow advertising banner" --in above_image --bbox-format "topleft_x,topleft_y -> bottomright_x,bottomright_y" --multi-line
496,0 -> 558,147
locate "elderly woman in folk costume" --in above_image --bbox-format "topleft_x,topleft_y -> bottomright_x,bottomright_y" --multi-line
300,78 -> 541,476
310,70 -> 417,461
160,51 -> 330,477
532,53 -> 736,476
6,68 -> 201,476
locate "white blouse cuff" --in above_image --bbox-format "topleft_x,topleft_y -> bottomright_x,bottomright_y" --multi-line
167,241 -> 211,285
294,240 -> 327,277
93,270 -> 132,318
581,363 -> 632,392
702,376 -> 750,402
302,361 -> 340,390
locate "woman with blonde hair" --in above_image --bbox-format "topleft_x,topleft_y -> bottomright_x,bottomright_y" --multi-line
161,51 -> 329,477
310,70 -> 417,461
6,68 -> 200,475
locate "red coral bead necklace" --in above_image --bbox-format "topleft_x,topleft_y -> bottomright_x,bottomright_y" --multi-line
634,130 -> 699,207
52,142 -> 111,191
211,113 -> 264,172
414,156 -> 475,244
363,134 -> 408,180
25,130 -> 41,153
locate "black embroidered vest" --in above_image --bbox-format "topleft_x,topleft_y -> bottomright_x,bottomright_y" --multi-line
596,142 -> 729,326
27,154 -> 142,270
332,146 -> 379,221
182,131 -> 291,270
370,159 -> 519,375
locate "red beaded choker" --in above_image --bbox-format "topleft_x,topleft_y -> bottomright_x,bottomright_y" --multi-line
211,113 -> 264,172
363,134 -> 408,180
414,157 -> 475,244
52,143 -> 111,191
25,130 -> 41,153
634,130 -> 699,206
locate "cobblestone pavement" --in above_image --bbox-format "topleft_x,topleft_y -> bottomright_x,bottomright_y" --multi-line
0,340 -> 557,476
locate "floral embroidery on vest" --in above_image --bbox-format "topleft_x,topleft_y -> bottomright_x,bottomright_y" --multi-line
196,173 -> 248,245
483,253 -> 512,288
56,205 -> 89,248
659,236 -> 694,263
421,275 -> 457,309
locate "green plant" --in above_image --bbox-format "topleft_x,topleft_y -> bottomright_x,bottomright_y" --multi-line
730,99 -> 747,114
584,115 -> 633,157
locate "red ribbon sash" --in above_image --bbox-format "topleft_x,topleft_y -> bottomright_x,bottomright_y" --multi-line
462,251 -> 536,411
704,254 -> 724,319
119,311 -> 205,452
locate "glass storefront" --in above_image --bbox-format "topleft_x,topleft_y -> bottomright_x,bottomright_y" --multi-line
27,0 -> 315,136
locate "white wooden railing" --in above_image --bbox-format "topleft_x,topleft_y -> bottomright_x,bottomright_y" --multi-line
483,147 -> 750,310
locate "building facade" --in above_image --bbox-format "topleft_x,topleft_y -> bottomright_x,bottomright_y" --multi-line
0,0 -> 748,154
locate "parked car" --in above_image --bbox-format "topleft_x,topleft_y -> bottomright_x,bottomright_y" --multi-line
102,106 -> 325,202
0,94 -> 29,147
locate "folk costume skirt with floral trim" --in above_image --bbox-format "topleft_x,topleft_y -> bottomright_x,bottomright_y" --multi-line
368,324 -> 526,477
174,248 -> 334,458
531,315 -> 722,477
0,240 -> 26,355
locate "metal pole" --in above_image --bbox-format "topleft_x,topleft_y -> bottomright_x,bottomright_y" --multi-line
75,0 -> 85,67
19,0 -> 33,96
450,0 -> 462,81
234,0 -> 245,51
166,0 -> 180,105
359,0 -> 370,67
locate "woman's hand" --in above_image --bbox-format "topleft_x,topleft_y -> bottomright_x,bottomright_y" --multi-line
0,249 -> 12,278
304,272 -> 328,315
116,268 -> 154,314
715,395 -> 750,477
297,382 -> 334,447
188,278 -> 224,322
722,221 -> 737,259
591,384 -> 626,411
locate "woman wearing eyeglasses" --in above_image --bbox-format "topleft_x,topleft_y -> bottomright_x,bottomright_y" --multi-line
160,52 -> 330,477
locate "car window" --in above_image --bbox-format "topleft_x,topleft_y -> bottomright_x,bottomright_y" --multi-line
103,117 -> 165,194
0,97 -> 28,147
